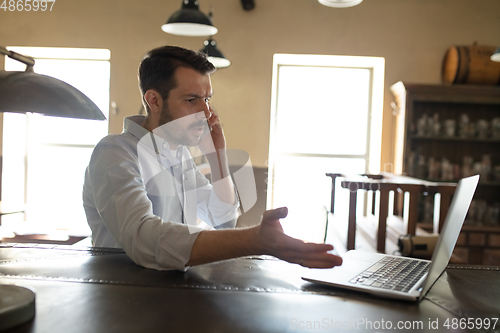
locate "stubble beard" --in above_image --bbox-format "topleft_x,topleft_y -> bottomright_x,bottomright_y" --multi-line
159,103 -> 202,147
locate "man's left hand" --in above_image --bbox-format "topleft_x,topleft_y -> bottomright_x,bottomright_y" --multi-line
198,104 -> 226,154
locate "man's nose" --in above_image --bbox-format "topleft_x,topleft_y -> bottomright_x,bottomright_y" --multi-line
198,103 -> 212,120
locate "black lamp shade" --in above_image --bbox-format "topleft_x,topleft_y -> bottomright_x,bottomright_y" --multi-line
200,39 -> 230,68
0,71 -> 106,120
162,0 -> 217,36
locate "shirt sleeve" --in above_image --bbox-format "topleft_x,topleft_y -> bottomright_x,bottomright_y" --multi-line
86,137 -> 205,271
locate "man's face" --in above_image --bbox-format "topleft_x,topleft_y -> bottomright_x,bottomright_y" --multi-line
158,66 -> 213,147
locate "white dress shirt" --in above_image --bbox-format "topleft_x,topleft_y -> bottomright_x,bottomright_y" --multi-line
83,115 -> 239,271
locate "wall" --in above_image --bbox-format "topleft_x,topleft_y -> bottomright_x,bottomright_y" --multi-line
1,0 -> 499,168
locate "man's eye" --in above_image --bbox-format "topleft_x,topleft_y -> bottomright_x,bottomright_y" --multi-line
187,98 -> 196,103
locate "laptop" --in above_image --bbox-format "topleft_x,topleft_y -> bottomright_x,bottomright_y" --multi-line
302,175 -> 479,301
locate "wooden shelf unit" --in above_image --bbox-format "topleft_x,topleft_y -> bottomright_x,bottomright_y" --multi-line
390,82 -> 500,265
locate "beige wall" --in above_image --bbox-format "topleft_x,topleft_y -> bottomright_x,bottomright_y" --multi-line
1,0 -> 499,168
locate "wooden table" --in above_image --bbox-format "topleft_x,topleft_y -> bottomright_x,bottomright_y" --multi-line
0,244 -> 499,332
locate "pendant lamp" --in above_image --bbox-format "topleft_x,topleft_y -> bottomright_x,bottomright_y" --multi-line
0,46 -> 106,120
162,0 -> 217,37
200,39 -> 230,68
491,47 -> 500,62
318,0 -> 363,8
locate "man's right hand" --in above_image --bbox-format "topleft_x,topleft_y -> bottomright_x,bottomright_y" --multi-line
253,207 -> 343,269
187,207 -> 343,269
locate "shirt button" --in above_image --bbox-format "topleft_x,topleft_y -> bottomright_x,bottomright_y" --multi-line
162,143 -> 168,148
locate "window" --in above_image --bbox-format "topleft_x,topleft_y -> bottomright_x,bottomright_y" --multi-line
2,47 -> 110,236
267,54 -> 384,242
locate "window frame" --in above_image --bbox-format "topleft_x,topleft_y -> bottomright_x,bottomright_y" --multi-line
1,46 -> 110,234
267,53 -> 385,210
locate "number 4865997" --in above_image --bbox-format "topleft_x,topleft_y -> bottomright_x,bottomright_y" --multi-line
1,0 -> 56,11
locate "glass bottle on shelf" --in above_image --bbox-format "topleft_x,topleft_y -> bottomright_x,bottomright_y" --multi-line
417,114 -> 428,136
492,118 -> 500,139
459,114 -> 470,138
476,119 -> 489,139
444,119 -> 456,137
432,113 -> 441,137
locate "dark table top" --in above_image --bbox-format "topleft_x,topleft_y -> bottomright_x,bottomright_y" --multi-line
1,244 -> 499,333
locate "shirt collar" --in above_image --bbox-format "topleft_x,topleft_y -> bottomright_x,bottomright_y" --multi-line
123,115 -> 188,161
123,115 -> 149,141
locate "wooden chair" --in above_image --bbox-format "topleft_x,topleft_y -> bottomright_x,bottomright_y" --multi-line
326,173 -> 457,253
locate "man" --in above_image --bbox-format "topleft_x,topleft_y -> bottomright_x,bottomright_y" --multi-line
83,45 -> 342,271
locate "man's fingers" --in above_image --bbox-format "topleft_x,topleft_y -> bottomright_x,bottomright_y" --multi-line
280,239 -> 342,268
208,104 -> 216,118
262,207 -> 288,222
301,242 -> 333,253
299,255 -> 343,269
288,251 -> 343,268
282,235 -> 333,253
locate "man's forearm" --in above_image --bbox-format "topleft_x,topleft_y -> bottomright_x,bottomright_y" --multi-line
186,207 -> 343,269
186,227 -> 262,266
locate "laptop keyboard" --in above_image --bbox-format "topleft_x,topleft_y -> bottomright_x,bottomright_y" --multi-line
349,257 -> 430,292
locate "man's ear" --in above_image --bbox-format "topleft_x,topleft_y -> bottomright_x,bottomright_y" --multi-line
144,90 -> 164,115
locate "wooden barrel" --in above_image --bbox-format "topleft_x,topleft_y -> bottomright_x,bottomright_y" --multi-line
442,45 -> 500,85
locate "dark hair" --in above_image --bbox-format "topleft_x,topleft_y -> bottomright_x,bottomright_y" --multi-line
138,45 -> 216,112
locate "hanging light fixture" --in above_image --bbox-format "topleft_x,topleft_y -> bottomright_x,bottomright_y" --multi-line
200,39 -> 230,68
0,46 -> 105,120
491,46 -> 500,62
162,0 -> 217,37
318,0 -> 363,8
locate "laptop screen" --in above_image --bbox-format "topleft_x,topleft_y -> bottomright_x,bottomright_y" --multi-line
418,175 -> 479,301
